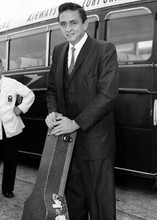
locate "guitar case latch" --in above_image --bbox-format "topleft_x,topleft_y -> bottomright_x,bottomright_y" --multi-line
62,135 -> 73,143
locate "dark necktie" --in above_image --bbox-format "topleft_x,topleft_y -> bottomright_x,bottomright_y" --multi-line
68,47 -> 75,75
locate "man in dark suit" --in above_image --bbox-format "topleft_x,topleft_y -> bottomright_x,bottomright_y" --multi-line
45,2 -> 119,220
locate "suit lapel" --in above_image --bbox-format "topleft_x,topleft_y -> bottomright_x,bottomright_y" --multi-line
57,42 -> 69,90
70,36 -> 93,79
57,43 -> 69,116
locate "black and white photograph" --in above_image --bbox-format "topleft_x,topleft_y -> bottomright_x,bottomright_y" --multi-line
0,0 -> 157,219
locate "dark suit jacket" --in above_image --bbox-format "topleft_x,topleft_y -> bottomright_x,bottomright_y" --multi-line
47,36 -> 119,160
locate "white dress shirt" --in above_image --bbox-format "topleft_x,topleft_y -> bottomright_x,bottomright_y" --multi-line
68,33 -> 88,67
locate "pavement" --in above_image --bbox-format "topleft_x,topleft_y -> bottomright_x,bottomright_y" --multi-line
0,159 -> 37,220
116,174 -> 157,220
0,158 -> 157,220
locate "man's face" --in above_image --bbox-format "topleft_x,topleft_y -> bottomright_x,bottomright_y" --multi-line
59,10 -> 88,46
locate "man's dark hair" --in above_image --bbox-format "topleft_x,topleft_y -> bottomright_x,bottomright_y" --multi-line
58,2 -> 87,23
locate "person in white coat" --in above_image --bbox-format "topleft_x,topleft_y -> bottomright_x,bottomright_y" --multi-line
0,59 -> 35,198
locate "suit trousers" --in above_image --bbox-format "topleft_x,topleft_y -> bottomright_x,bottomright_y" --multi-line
65,154 -> 116,220
0,126 -> 20,193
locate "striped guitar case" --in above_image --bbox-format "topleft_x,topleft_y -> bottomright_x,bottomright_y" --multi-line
22,131 -> 77,220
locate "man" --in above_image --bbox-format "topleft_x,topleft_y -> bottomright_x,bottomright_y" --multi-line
0,59 -> 35,198
45,2 -> 119,220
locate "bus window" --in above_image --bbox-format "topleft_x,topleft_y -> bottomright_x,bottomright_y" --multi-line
0,40 -> 6,70
87,21 -> 96,38
49,27 -> 66,65
87,15 -> 99,39
106,8 -> 154,62
9,31 -> 46,70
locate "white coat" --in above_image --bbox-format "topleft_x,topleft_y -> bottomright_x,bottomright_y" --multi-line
0,75 -> 35,139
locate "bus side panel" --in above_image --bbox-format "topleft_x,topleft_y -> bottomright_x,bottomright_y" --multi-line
20,119 -> 48,156
115,65 -> 155,173
115,127 -> 153,173
20,89 -> 48,156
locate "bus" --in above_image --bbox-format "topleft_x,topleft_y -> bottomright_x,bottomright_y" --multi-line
0,0 -> 157,179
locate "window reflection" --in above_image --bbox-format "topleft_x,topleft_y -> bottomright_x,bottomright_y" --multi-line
106,8 -> 154,62
49,28 -> 66,65
9,32 -> 46,70
0,41 -> 6,70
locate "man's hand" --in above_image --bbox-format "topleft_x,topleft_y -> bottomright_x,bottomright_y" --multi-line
51,116 -> 80,136
14,106 -> 22,116
45,112 -> 62,129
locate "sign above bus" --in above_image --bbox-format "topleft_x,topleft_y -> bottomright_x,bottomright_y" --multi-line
0,0 -> 142,33
83,0 -> 141,10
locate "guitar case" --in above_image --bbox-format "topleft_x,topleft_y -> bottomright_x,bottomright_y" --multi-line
22,131 -> 77,220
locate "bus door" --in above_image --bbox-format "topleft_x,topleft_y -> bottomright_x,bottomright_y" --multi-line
105,6 -> 157,176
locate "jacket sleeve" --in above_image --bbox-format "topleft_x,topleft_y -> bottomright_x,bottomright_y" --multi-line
46,46 -> 59,114
75,42 -> 119,132
15,81 -> 35,113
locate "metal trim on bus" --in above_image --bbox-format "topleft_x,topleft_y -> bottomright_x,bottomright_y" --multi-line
115,167 -> 157,179
118,88 -> 151,94
18,150 -> 42,158
6,39 -> 9,71
87,14 -> 99,21
119,63 -> 157,68
3,68 -> 50,76
7,26 -> 47,39
104,6 -> 152,20
0,35 -> 7,42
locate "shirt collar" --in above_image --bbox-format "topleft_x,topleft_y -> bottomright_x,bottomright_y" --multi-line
69,33 -> 88,51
